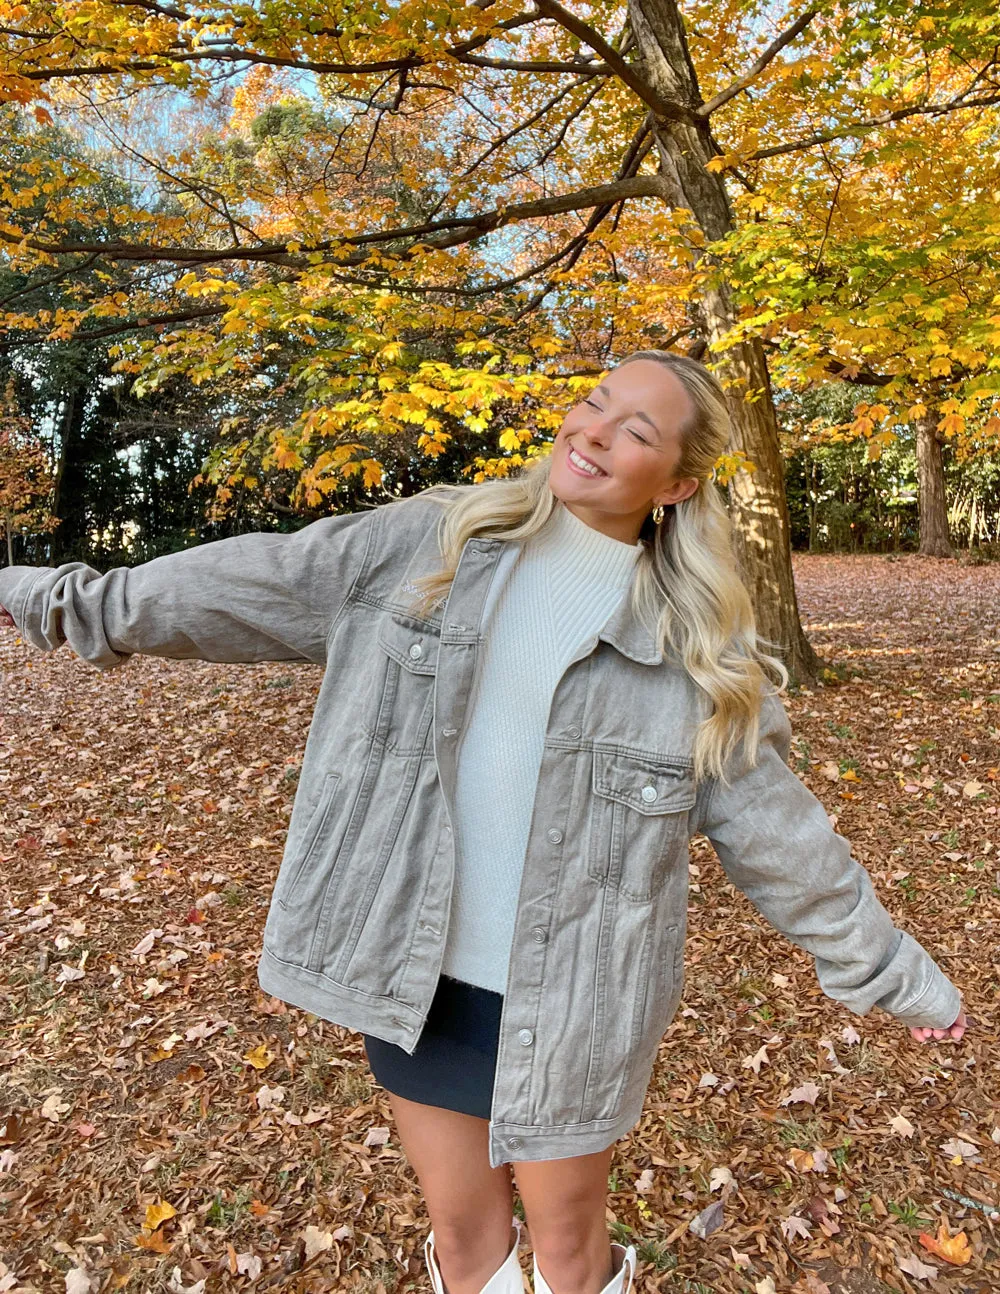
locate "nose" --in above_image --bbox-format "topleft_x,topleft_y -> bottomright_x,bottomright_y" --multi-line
580,411 -> 613,445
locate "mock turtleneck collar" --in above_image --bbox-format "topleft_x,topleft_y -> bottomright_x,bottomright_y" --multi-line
530,499 -> 643,595
542,500 -> 643,556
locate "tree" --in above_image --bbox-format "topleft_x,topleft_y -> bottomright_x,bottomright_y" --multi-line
3,0 -> 1000,682
0,382 -> 59,565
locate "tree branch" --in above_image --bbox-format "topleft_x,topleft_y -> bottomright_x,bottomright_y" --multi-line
0,305 -> 227,350
532,0 -> 695,123
745,90 -> 1000,163
0,175 -> 673,269
696,8 -> 820,118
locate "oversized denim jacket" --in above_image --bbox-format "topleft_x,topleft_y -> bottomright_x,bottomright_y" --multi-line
0,492 -> 962,1168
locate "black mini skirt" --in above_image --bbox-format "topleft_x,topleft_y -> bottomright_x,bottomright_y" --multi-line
362,974 -> 503,1119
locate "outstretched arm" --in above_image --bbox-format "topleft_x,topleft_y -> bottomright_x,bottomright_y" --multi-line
0,507 -> 380,670
691,690 -> 963,1032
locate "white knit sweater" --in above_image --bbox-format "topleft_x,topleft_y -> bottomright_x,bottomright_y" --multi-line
440,500 -> 645,994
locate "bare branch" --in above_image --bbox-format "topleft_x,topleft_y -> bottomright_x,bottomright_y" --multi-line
451,52 -> 612,74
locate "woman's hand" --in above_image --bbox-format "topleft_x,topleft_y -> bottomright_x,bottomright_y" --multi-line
910,1005 -> 967,1043
0,604 -> 14,629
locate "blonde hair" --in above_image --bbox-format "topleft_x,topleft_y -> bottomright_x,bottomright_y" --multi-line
390,349 -> 788,785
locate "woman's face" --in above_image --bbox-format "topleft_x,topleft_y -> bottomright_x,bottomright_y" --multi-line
549,359 -> 702,544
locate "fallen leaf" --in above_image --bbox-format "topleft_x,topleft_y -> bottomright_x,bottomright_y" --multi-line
741,1045 -> 769,1074
805,1194 -> 840,1236
40,1093 -> 71,1123
918,1218 -> 972,1265
755,1280 -> 777,1294
635,1168 -> 655,1193
144,1199 -> 177,1230
781,1082 -> 820,1106
303,1224 -> 334,1258
940,1137 -> 980,1163
688,1199 -> 725,1239
697,1072 -> 719,1088
709,1166 -> 735,1193
896,1252 -> 939,1281
780,1214 -> 813,1241
242,1044 -> 274,1071
255,1084 -> 285,1109
786,1147 -> 828,1174
793,1275 -> 832,1294
890,1114 -> 915,1139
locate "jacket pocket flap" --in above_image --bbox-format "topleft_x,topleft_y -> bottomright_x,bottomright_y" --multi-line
593,751 -> 696,815
377,612 -> 441,675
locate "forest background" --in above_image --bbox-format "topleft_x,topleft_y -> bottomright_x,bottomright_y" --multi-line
2,0 -> 1000,687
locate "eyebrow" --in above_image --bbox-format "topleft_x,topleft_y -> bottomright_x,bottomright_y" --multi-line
595,383 -> 663,442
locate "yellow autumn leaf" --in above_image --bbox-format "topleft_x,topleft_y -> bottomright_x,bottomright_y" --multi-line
144,1199 -> 177,1230
243,1044 -> 274,1070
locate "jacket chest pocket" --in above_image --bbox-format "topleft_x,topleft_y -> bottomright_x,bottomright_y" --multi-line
363,612 -> 440,757
587,750 -> 696,903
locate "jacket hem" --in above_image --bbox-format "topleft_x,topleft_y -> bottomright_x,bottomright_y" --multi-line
257,947 -> 427,1052
487,1096 -> 645,1169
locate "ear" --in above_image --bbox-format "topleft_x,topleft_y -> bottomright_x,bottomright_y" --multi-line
654,476 -> 700,508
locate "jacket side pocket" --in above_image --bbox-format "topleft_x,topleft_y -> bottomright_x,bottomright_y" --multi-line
277,771 -> 342,910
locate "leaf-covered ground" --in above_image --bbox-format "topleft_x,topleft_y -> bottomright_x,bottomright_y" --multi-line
1,552 -> 998,1294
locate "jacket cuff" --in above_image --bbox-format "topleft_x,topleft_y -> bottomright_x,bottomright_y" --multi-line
0,567 -> 46,640
885,966 -> 962,1030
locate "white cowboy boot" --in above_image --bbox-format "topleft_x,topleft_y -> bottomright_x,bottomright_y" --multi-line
425,1215 -> 525,1294
533,1240 -> 637,1294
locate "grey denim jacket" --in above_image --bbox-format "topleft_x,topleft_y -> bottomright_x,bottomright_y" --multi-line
0,492 -> 962,1168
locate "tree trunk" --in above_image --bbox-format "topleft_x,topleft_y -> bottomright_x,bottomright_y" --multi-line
915,412 -> 953,557
630,0 -> 821,687
4,512 -> 12,567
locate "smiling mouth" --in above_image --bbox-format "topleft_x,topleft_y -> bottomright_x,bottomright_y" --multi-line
568,445 -> 608,477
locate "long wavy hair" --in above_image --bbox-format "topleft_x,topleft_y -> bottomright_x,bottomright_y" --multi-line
391,349 -> 789,785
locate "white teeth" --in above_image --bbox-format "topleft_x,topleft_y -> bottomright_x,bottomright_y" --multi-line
569,446 -> 605,476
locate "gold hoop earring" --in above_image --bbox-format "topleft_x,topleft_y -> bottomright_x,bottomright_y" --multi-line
651,504 -> 665,525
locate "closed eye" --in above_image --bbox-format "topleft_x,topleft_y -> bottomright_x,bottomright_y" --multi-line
584,400 -> 648,444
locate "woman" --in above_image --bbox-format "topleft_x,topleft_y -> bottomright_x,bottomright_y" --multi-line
0,351 -> 967,1294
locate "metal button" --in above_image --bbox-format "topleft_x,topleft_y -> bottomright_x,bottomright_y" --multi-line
641,784 -> 657,803
408,642 -> 423,660
566,725 -> 581,739
546,828 -> 563,844
518,1029 -> 534,1046
530,927 -> 547,943
507,1137 -> 522,1149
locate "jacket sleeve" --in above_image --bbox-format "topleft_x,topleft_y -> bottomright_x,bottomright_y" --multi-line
692,689 -> 962,1030
0,507 -> 381,670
